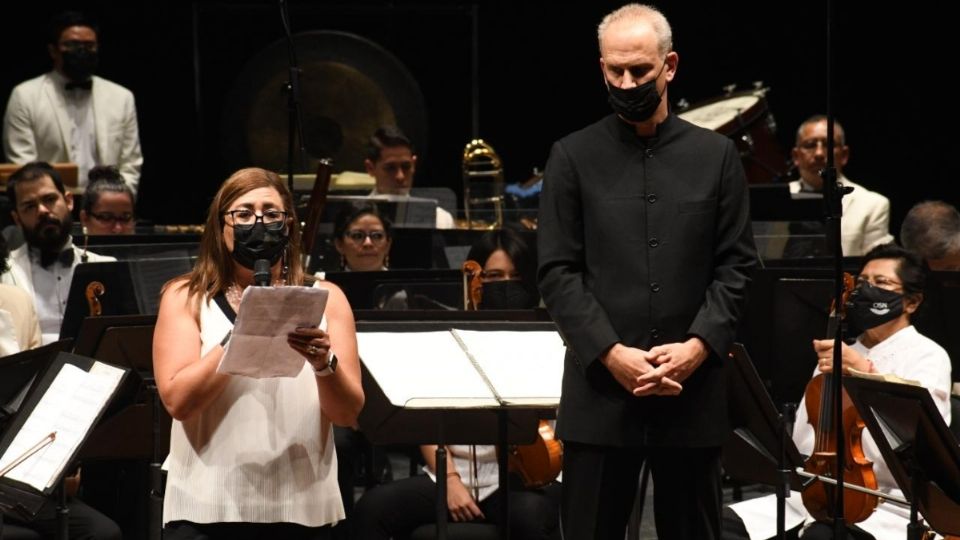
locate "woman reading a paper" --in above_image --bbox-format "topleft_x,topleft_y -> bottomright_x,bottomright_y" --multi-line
725,243 -> 952,540
153,167 -> 363,540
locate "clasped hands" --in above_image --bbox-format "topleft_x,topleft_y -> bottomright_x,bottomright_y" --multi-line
601,338 -> 709,397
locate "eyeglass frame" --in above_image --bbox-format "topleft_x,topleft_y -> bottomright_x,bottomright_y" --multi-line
343,229 -> 389,244
88,211 -> 135,225
222,209 -> 289,231
855,275 -> 903,291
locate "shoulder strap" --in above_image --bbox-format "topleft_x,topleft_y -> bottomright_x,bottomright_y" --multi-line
213,292 -> 237,324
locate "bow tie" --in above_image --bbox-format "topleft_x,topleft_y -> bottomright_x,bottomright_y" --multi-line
40,248 -> 75,268
65,79 -> 92,91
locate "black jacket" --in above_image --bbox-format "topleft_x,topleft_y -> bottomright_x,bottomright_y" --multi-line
537,113 -> 757,447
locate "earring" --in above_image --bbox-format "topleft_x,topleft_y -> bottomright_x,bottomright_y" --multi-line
340,254 -> 346,271
384,254 -> 390,269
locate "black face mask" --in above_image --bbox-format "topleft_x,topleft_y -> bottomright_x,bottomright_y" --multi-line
231,222 -> 289,270
606,60 -> 667,122
845,283 -> 904,334
62,47 -> 98,82
480,280 -> 537,310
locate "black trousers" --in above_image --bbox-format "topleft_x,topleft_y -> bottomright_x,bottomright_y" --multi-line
560,442 -> 723,540
352,474 -> 561,540
1,497 -> 121,540
163,520 -> 334,540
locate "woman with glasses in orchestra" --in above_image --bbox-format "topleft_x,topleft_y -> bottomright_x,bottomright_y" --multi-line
333,204 -> 393,271
79,165 -> 136,234
726,243 -> 951,540
153,167 -> 363,540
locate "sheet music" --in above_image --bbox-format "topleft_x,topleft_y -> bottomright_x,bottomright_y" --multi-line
358,331 -> 499,408
217,286 -> 328,378
451,329 -> 565,406
0,361 -> 124,491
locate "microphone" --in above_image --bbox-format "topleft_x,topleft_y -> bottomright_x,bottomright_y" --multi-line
253,259 -> 271,286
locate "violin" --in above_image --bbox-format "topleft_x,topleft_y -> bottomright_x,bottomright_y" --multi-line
801,272 -> 879,523
461,259 -> 483,310
85,281 -> 105,316
460,258 -> 563,487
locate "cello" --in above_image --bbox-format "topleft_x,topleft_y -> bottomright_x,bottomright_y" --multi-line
800,272 -> 879,523
460,259 -> 563,488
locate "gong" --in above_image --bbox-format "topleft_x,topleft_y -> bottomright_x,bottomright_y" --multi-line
220,30 -> 428,175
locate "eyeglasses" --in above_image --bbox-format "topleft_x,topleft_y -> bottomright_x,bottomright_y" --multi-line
480,270 -> 522,282
345,230 -> 388,244
856,275 -> 903,291
223,209 -> 288,230
89,212 -> 134,225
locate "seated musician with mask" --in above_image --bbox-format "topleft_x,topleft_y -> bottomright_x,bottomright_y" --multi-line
725,243 -> 952,540
464,226 -> 540,310
351,226 -> 559,539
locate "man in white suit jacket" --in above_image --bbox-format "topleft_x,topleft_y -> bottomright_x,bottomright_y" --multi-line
1,163 -> 114,345
789,115 -> 893,256
2,11 -> 142,195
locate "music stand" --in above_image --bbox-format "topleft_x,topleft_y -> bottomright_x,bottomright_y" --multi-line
0,340 -> 73,426
356,317 -> 562,540
325,269 -> 463,310
723,344 -> 804,540
843,377 -> 960,539
72,314 -> 164,540
0,352 -> 129,539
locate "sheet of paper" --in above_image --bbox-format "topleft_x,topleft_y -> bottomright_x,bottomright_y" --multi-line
217,286 -> 328,378
357,331 -> 498,408
452,329 -> 565,406
0,361 -> 125,491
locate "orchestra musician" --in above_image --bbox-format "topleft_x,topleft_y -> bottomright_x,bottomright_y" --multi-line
79,165 -> 136,235
726,243 -> 952,540
153,167 -> 363,540
0,161 -> 114,344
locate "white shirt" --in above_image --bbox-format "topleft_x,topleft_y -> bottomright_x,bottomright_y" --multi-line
423,445 -> 500,502
162,293 -> 343,527
51,71 -> 96,186
731,325 -> 952,540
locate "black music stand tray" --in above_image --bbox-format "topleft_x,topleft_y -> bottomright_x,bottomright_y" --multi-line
72,314 -> 165,540
723,343 -> 805,540
0,352 -> 129,540
356,317 -> 561,540
844,376 -> 960,539
0,340 -> 73,427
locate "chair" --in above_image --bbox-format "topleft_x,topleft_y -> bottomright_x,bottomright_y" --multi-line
949,394 -> 960,441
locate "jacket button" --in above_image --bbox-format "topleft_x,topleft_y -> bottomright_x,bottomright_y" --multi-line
645,148 -> 654,158
650,282 -> 661,292
648,238 -> 659,248
650,328 -> 661,339
647,193 -> 657,203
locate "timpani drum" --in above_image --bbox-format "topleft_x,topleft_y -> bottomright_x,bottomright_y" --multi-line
677,89 -> 789,184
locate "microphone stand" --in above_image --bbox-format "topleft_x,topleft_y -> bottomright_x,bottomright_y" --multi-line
822,0 -> 854,536
279,0 -> 308,193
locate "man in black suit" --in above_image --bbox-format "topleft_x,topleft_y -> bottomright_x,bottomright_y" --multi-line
536,4 -> 757,539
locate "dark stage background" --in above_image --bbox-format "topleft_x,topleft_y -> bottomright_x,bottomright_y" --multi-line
1,1 -> 953,234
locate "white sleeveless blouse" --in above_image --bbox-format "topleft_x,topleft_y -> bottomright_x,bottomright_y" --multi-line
162,294 -> 344,526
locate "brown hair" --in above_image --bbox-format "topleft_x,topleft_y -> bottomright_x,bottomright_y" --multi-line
174,167 -> 305,306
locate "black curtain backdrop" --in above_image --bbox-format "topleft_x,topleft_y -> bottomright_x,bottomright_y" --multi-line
1,1 -> 953,234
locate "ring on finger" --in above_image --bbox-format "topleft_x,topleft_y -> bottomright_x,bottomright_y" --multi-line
307,345 -> 321,356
